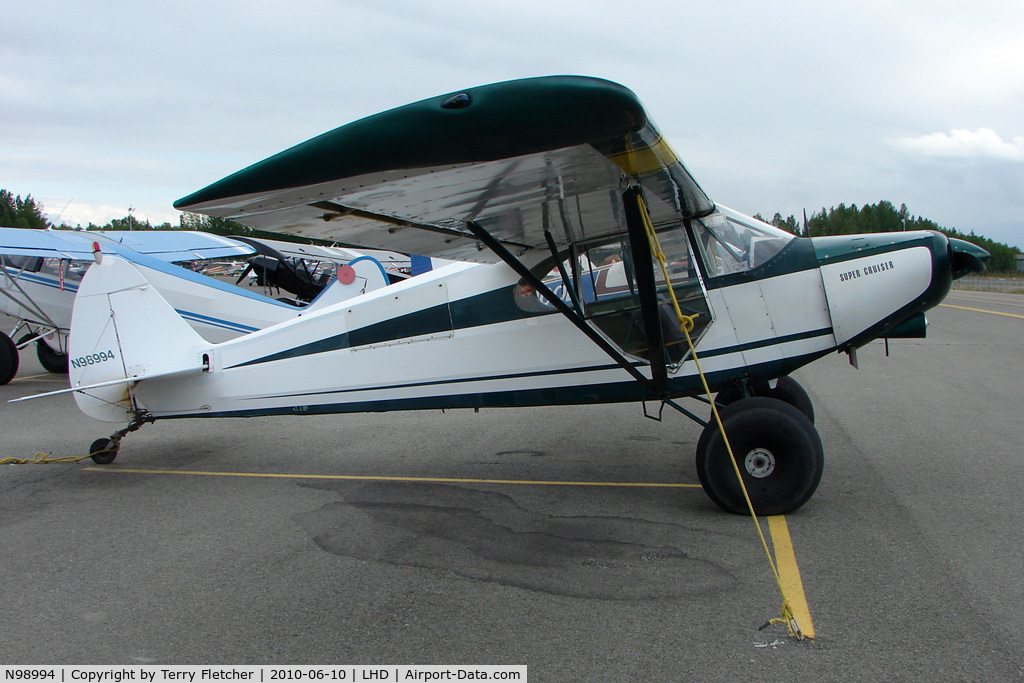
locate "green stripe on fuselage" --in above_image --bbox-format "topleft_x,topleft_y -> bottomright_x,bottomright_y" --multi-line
228,286 -> 542,369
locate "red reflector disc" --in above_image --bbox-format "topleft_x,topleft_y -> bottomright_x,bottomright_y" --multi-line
337,264 -> 357,285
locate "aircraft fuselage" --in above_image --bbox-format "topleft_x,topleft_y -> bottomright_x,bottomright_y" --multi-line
71,224 -> 954,424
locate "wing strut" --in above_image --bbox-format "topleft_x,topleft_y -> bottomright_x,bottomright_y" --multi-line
621,186 -> 670,396
463,221 -> 659,396
0,261 -> 62,331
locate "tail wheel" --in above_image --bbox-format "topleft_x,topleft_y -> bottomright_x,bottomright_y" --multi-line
715,375 -> 814,423
0,332 -> 19,385
696,397 -> 823,515
89,438 -> 119,465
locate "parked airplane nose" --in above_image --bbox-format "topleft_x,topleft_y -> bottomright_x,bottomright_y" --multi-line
812,230 -> 987,350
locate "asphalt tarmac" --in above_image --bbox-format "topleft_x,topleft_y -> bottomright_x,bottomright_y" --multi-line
1,291 -> 1022,680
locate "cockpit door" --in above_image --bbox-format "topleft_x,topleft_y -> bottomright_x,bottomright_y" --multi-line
562,223 -> 712,369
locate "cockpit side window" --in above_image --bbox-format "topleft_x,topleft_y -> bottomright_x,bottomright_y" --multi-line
38,258 -> 85,287
1,255 -> 44,272
514,224 -> 711,365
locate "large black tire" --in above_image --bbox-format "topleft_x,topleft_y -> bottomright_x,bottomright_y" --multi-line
714,375 -> 814,423
36,340 -> 69,374
696,397 -> 823,515
0,332 -> 19,385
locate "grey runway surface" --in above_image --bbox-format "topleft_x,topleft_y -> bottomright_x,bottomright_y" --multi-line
1,294 -> 1022,681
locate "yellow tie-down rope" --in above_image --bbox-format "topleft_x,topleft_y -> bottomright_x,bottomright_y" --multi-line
1,452 -> 94,465
636,194 -> 804,639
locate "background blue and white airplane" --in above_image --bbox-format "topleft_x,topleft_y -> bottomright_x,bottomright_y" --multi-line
0,228 -> 398,384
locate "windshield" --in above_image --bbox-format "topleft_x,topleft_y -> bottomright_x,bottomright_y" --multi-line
691,206 -> 795,278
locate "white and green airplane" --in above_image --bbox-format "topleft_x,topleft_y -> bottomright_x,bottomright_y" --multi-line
23,76 -> 987,515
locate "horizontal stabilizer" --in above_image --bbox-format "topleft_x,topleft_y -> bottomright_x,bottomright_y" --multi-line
8,364 -> 207,404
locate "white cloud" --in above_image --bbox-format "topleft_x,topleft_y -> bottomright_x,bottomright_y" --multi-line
890,128 -> 1024,161
44,200 -> 179,229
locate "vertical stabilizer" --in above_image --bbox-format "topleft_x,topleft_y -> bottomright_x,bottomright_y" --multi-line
69,256 -> 209,422
304,255 -> 391,311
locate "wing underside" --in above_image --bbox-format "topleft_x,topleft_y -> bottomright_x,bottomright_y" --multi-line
175,76 -> 714,263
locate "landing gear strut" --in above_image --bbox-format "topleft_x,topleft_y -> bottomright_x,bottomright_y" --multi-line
16,334 -> 69,375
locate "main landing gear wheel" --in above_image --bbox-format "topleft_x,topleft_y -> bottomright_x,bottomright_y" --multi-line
715,375 -> 814,423
0,332 -> 18,385
36,340 -> 69,374
89,438 -> 119,465
696,397 -> 823,515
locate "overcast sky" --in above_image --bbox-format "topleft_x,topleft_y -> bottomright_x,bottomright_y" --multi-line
4,0 -> 1023,248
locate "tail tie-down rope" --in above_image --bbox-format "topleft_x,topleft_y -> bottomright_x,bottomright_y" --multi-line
1,452 -> 93,465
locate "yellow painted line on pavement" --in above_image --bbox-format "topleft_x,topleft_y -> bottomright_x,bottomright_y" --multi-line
8,373 -> 63,383
84,467 -> 702,488
767,515 -> 815,639
940,303 -> 1024,319
949,294 -> 1024,308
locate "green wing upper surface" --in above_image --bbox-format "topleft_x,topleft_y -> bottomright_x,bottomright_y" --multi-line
175,76 -> 713,263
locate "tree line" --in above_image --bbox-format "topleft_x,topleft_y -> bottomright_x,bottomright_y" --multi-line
0,190 -> 50,230
0,190 -> 313,245
755,200 -> 1020,272
3,189 -> 1021,272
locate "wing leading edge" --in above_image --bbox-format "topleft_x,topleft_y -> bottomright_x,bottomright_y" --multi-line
174,76 -> 714,263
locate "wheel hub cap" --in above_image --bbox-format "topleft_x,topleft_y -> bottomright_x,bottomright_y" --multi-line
744,448 -> 776,478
